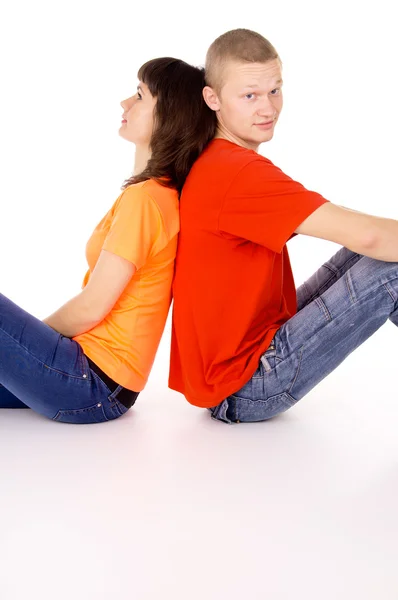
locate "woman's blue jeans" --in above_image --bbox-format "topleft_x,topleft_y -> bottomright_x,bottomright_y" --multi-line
210,247 -> 398,423
0,294 -> 131,423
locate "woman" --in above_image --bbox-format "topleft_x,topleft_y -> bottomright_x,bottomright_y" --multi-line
0,57 -> 216,423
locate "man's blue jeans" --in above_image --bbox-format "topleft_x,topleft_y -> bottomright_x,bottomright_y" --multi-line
0,294 -> 131,423
210,247 -> 398,424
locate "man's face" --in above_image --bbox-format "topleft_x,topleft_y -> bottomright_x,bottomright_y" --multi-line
204,59 -> 283,151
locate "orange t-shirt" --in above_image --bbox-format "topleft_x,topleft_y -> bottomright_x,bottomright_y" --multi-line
73,179 -> 179,392
169,139 -> 329,407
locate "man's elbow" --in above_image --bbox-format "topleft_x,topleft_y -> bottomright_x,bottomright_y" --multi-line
353,222 -> 397,262
358,229 -> 380,253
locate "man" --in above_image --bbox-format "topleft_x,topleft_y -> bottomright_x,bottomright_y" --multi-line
169,28 -> 398,424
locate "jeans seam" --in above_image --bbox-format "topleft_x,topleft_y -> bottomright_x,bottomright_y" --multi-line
383,281 -> 397,304
345,270 -> 356,304
43,365 -> 88,380
287,346 -> 304,395
314,296 -> 332,322
54,402 -> 109,422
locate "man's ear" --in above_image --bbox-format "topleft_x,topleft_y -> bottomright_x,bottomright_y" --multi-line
203,86 -> 220,111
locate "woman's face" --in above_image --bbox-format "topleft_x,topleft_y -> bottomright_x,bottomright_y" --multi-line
119,81 -> 156,145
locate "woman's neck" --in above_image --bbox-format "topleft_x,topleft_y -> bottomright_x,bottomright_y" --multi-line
133,146 -> 151,175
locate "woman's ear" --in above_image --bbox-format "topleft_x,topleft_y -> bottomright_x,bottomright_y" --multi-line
203,86 -> 220,112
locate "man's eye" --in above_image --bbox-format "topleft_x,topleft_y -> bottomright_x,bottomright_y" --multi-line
270,89 -> 280,95
245,93 -> 255,100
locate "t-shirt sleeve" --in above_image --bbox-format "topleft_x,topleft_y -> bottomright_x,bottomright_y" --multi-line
102,186 -> 169,270
219,158 -> 330,253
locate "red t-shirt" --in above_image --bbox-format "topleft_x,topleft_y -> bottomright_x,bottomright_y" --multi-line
169,139 -> 329,407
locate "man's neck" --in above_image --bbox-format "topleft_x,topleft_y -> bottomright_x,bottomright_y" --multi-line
214,127 -> 259,153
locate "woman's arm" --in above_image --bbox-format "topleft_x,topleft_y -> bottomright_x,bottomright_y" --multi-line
43,250 -> 136,337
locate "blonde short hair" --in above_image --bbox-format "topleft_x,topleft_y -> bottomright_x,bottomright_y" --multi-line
205,29 -> 280,95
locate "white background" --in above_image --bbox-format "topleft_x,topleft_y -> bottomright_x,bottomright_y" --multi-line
1,1 -> 398,599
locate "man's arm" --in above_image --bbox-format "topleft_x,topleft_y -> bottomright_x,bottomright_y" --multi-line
43,250 -> 136,337
295,203 -> 398,262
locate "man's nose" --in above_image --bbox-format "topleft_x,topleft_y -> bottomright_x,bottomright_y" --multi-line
257,98 -> 276,117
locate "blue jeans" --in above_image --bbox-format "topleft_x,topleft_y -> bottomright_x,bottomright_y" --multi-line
210,247 -> 398,424
0,293 -> 132,423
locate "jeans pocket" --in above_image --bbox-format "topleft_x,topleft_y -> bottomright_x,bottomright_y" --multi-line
53,401 -> 109,424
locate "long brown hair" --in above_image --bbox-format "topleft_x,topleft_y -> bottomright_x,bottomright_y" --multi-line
122,58 -> 217,195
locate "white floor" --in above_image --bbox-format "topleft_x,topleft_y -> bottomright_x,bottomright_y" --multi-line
1,322 -> 397,600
